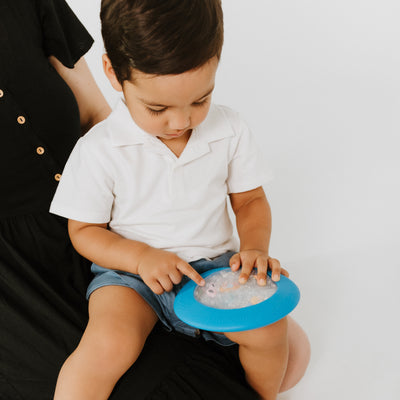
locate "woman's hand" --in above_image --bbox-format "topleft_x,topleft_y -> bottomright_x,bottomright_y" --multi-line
137,247 -> 205,295
229,250 -> 289,285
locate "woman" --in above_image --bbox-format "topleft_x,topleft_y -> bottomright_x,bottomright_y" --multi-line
0,0 -> 266,398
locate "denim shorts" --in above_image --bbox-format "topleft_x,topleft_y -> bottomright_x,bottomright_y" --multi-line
87,251 -> 236,346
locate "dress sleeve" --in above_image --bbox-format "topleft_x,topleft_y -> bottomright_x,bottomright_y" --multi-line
37,0 -> 94,67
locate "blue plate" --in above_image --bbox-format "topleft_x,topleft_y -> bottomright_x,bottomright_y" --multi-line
174,267 -> 300,332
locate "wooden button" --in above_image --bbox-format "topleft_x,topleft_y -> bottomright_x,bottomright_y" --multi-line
17,116 -> 26,124
36,147 -> 45,155
54,173 -> 62,181
0,89 -> 4,98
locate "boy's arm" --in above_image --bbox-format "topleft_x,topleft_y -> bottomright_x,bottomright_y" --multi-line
68,220 -> 204,294
229,186 -> 288,285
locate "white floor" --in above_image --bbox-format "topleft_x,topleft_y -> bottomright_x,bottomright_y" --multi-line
279,244 -> 400,400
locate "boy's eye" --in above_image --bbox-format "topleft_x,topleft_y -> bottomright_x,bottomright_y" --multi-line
192,98 -> 209,107
147,107 -> 167,116
146,97 -> 209,116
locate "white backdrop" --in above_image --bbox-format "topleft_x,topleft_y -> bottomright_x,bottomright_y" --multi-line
66,1 -> 400,399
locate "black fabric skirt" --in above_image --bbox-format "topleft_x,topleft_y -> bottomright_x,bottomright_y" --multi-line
0,212 -> 258,399
0,212 -> 91,398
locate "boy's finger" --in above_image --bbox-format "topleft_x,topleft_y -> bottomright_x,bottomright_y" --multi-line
229,253 -> 241,271
256,257 -> 268,286
269,258 -> 281,281
157,276 -> 174,292
280,267 -> 290,277
149,280 -> 165,295
239,259 -> 253,284
178,262 -> 205,286
169,270 -> 183,285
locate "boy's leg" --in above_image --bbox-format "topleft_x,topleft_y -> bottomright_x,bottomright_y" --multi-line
54,285 -> 158,400
279,316 -> 311,393
225,316 -> 310,400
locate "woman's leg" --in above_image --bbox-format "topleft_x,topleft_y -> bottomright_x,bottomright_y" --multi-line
54,285 -> 158,400
224,317 -> 310,400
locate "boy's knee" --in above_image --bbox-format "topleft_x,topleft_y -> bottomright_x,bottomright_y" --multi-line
83,326 -> 142,374
226,317 -> 288,349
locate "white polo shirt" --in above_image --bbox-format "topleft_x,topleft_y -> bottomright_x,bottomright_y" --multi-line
50,99 -> 272,262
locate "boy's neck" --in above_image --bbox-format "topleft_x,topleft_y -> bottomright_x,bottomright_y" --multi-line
158,130 -> 192,158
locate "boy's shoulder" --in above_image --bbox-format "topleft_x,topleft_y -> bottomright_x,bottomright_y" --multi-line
77,116 -> 111,152
203,103 -> 248,137
79,98 -> 145,148
208,103 -> 242,124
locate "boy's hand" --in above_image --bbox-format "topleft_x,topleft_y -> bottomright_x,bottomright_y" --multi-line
137,247 -> 205,294
229,250 -> 289,286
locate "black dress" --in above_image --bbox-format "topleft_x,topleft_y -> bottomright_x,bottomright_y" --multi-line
0,1 -> 257,399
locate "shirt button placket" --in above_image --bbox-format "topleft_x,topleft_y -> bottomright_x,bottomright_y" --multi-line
174,165 -> 185,198
167,159 -> 176,198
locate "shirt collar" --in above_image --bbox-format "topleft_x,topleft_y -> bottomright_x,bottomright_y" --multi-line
108,98 -> 149,146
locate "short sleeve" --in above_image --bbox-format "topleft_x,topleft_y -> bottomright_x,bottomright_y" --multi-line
227,114 -> 273,194
37,0 -> 94,67
50,136 -> 115,223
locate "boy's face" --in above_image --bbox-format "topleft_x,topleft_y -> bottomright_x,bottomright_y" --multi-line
104,56 -> 218,143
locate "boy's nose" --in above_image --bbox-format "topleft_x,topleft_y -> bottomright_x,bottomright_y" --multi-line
168,110 -> 191,131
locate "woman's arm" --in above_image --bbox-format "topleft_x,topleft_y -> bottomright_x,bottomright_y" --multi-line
49,56 -> 111,133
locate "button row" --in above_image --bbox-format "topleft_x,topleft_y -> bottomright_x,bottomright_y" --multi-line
0,91 -> 25,124
35,147 -> 61,180
0,89 -> 61,182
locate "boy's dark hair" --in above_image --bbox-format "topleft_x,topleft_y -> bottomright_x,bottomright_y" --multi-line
101,0 -> 223,83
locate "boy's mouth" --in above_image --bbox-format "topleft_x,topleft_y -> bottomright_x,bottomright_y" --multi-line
166,129 -> 191,138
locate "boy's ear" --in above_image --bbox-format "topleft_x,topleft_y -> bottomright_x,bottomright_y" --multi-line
102,54 -> 123,92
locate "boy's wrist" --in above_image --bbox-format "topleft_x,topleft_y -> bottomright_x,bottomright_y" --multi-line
239,245 -> 269,255
127,241 -> 152,274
